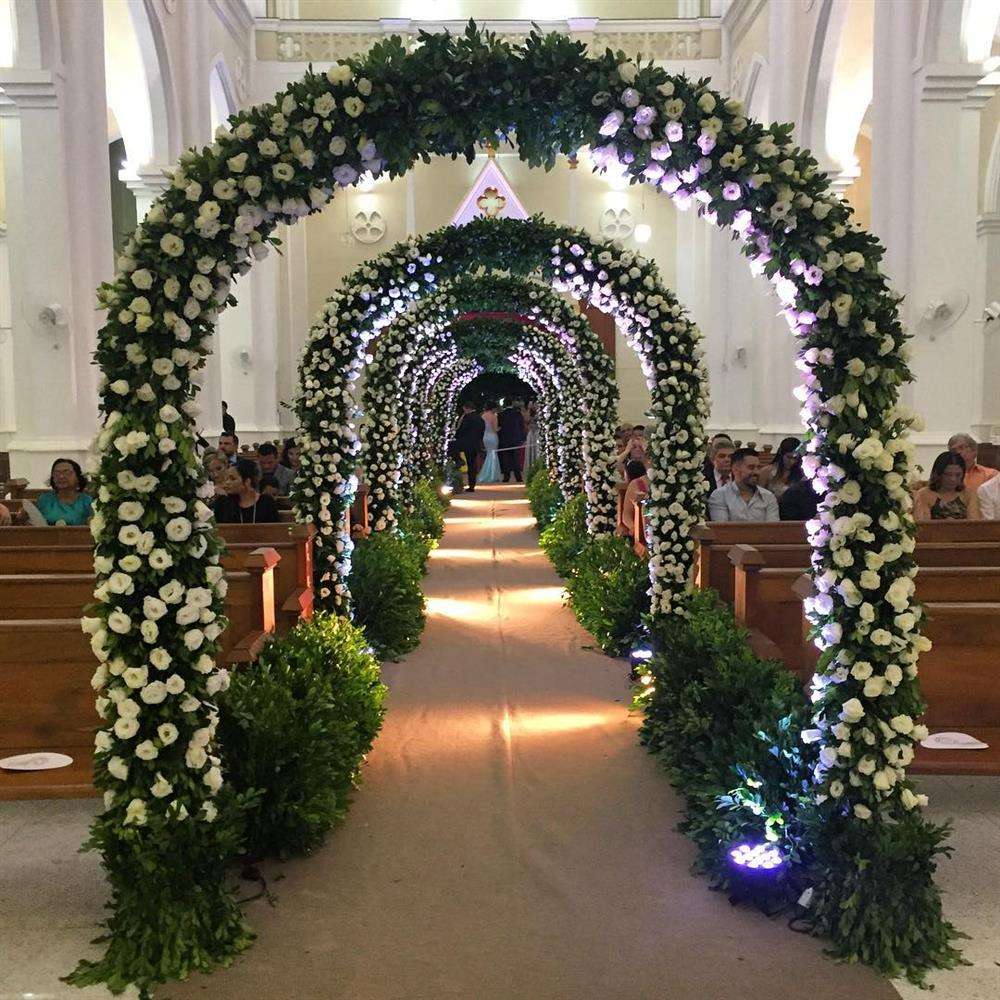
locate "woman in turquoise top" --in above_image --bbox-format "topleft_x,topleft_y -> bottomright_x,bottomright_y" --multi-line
36,458 -> 94,526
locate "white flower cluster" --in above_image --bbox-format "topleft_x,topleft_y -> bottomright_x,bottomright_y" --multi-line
586,64 -> 924,818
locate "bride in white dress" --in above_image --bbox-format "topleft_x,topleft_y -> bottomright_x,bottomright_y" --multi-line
478,402 -> 502,484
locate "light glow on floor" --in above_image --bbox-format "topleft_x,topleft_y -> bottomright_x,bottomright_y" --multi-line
425,596 -> 496,621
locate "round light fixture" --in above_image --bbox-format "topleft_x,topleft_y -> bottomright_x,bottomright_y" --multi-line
634,223 -> 652,244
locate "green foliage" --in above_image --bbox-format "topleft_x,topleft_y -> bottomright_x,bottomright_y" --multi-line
526,462 -> 564,528
539,492 -> 588,578
216,613 -> 386,861
349,530 -> 427,660
565,536 -> 650,655
804,811 -> 965,984
640,591 -> 811,878
64,801 -> 253,998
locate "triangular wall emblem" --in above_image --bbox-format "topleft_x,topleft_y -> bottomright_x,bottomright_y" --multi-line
451,158 -> 529,226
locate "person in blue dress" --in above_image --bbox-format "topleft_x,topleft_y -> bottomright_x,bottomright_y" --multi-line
478,401 -> 502,484
35,458 -> 94,526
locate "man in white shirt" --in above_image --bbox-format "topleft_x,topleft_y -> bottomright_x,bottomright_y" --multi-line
979,474 -> 1000,519
708,448 -> 780,522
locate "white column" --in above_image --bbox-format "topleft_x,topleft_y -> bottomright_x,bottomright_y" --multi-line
120,163 -> 171,221
0,69 -> 106,484
906,65 -> 994,442
975,213 -> 1000,439
870,0 -> 918,314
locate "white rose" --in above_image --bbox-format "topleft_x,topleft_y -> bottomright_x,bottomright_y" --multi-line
119,555 -> 141,573
184,628 -> 205,651
140,681 -> 168,705
113,716 -> 139,739
157,722 -> 179,745
203,766 -> 223,793
159,404 -> 181,424
107,609 -> 132,634
165,673 -> 186,695
143,596 -> 168,622
159,233 -> 185,258
175,604 -> 200,626
853,803 -> 872,820
890,714 -> 914,734
195,654 -> 215,674
862,676 -> 886,697
327,63 -> 352,85
159,579 -> 184,604
94,729 -> 113,752
149,548 -> 174,571
186,744 -> 208,770
151,773 -> 173,799
140,619 -> 158,644
117,697 -> 140,718
165,517 -> 193,541
136,739 -> 158,761
161,496 -> 186,514
107,756 -> 129,780
149,647 -> 172,671
124,798 -> 148,826
841,698 -> 865,723
123,665 -> 148,689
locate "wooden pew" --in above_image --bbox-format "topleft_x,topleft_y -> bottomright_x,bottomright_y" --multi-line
789,576 -> 1000,775
696,520 -> 1000,605
0,523 -> 315,634
0,547 -> 281,800
0,619 -> 97,799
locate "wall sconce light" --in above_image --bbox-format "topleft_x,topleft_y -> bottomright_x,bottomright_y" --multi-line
236,348 -> 252,374
634,223 -> 652,244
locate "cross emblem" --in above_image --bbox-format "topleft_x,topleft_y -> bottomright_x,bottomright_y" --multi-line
476,186 -> 506,218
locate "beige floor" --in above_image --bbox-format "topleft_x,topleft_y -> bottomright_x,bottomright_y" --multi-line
2,485 -> 980,999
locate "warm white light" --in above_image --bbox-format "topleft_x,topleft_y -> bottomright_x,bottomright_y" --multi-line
634,223 -> 652,244
357,172 -> 377,193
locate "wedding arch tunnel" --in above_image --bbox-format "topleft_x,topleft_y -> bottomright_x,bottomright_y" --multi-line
294,217 -> 705,616
82,27 -> 928,988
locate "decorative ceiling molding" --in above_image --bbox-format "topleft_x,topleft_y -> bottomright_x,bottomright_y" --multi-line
255,19 -> 721,64
721,0 -> 768,52
210,0 -> 256,49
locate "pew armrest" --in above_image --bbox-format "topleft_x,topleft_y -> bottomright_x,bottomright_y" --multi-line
224,630 -> 269,665
728,543 -> 765,569
282,586 -> 314,621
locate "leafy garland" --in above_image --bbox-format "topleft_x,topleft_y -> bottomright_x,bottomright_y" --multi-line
78,21 -> 928,993
422,356 -> 483,472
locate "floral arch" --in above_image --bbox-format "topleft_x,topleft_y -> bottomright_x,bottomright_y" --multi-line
356,273 -> 607,531
296,246 -> 698,612
81,23 -> 930,995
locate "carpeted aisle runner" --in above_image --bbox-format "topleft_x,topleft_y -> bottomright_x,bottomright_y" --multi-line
167,484 -> 899,1000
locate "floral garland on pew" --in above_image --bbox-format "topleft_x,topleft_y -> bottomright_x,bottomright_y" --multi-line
77,21 -> 940,992
358,272 -> 617,532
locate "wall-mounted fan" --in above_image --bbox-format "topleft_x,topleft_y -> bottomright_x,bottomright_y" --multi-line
916,289 -> 969,341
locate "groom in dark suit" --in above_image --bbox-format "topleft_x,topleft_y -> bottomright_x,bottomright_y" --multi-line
454,402 -> 485,492
498,399 -> 527,482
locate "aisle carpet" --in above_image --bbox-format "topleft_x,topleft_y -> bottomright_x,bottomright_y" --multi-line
166,485 -> 899,1000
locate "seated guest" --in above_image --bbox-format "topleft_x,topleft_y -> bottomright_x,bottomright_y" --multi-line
617,459 -> 648,536
206,455 -> 229,497
218,432 -> 239,466
913,451 -> 982,520
0,502 -> 10,526
708,448 -> 779,522
762,436 -> 803,499
704,438 -> 734,494
214,460 -> 280,524
702,432 -> 733,480
258,442 -> 294,493
259,473 -> 281,500
947,433 -> 998,492
280,438 -> 301,473
36,458 -> 94,525
779,476 -> 819,521
615,427 -> 647,478
979,472 -> 1000,519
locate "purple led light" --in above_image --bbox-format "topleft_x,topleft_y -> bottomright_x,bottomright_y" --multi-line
729,842 -> 785,872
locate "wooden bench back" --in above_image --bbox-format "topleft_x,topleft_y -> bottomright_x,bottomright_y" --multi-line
697,520 -> 1000,603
